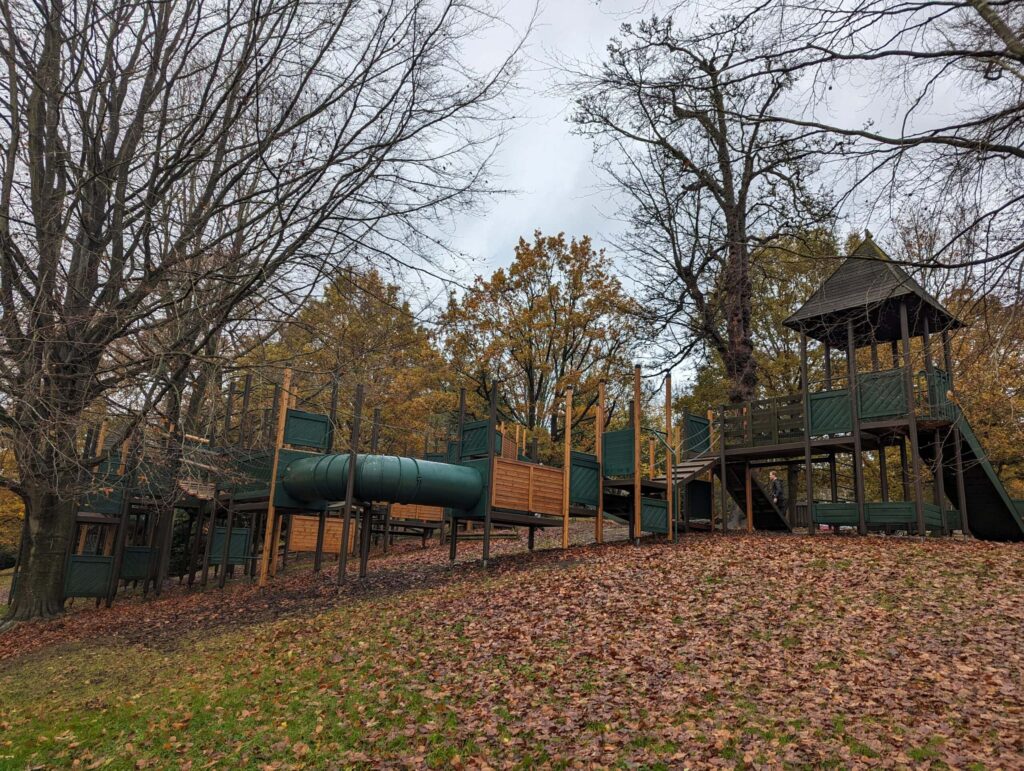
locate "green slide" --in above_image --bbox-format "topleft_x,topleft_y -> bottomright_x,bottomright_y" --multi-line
939,408 -> 1024,541
282,453 -> 484,510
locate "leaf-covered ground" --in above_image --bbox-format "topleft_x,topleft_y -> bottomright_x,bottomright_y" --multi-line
1,530 -> 1022,769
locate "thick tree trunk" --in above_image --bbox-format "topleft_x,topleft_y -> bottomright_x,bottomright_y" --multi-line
3,487 -> 77,626
722,231 -> 757,403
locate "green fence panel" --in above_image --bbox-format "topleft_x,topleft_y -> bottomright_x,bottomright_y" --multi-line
924,370 -> 954,420
65,555 -> 114,598
683,414 -> 710,454
460,420 -> 502,459
809,390 -> 852,436
569,452 -> 600,507
209,527 -> 252,566
864,501 -> 915,525
812,502 -> 858,525
284,409 -> 331,451
424,452 -> 446,464
602,429 -> 635,477
924,503 -> 959,531
120,546 -> 157,581
640,497 -> 668,534
858,369 -> 907,420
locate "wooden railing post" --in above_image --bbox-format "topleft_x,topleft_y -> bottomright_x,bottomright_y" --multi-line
259,368 -> 291,586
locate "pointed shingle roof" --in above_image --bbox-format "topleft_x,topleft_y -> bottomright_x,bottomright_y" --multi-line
783,234 -> 963,346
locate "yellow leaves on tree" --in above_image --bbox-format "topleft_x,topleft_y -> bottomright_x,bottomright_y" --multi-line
442,231 -> 645,455
947,290 -> 1024,497
256,268 -> 451,456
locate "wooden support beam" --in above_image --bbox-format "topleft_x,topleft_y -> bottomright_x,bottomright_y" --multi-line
900,301 -> 926,535
217,498 -> 236,589
718,409 -> 727,534
562,386 -> 572,550
744,462 -> 753,534
336,383 -> 363,584
800,333 -> 815,535
847,320 -> 867,535
665,374 -> 674,542
483,383 -> 498,566
934,428 -> 948,535
632,365 -> 642,542
595,381 -> 605,544
448,388 -> 467,559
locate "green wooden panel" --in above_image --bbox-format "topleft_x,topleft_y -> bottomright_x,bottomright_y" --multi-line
284,409 -> 331,451
684,414 -> 710,454
865,501 -> 915,525
809,390 -> 852,436
641,497 -> 668,534
79,486 -> 125,516
65,555 -> 113,598
924,370 -> 954,420
424,452 -> 446,463
685,479 -> 712,519
120,546 -> 156,581
460,458 -> 490,518
924,503 -> 959,531
812,502 -> 858,525
460,420 -> 502,459
858,369 -> 907,420
569,451 -> 600,507
602,429 -> 635,477
209,527 -> 251,566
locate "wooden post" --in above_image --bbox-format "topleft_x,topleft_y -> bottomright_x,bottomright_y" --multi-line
744,462 -> 753,533
632,365 -> 642,542
934,429 -> 948,535
823,343 -> 832,389
718,409 -> 727,534
943,331 -> 970,535
562,386 -> 572,550
800,332 -> 814,534
200,495 -> 216,587
336,384 -> 364,584
847,320 -> 867,535
482,383 -> 498,566
900,301 -> 926,535
217,497 -> 236,589
665,374 -> 674,542
106,442 -> 136,607
595,381 -> 605,544
257,370 -> 291,586
447,388 -> 467,557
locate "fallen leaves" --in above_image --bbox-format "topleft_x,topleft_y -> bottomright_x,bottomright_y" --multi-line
1,528 -> 1022,768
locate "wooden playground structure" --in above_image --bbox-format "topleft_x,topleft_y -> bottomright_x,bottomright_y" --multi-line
7,234 -> 1023,610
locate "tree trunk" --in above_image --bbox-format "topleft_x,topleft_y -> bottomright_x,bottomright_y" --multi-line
722,231 -> 757,403
3,486 -> 77,626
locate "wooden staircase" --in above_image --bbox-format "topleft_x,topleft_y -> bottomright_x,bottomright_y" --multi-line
720,463 -> 791,531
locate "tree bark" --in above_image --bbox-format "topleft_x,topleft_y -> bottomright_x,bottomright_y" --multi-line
3,486 -> 76,626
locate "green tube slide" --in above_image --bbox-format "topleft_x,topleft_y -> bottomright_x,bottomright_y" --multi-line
281,453 -> 483,511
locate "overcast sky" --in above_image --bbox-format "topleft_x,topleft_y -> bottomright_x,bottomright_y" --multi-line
443,0 -> 636,278
436,0 -> 961,287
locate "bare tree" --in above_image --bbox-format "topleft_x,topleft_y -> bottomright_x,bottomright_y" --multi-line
713,0 -> 1024,281
569,14 -> 829,402
0,0 -> 521,623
